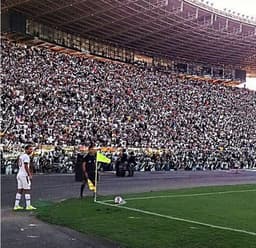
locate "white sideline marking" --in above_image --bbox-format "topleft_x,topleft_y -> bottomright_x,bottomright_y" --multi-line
102,188 -> 256,203
96,200 -> 256,236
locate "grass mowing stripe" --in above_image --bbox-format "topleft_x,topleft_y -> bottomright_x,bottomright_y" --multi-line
96,200 -> 256,237
102,188 -> 256,202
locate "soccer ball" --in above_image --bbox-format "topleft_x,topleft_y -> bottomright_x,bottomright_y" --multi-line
114,196 -> 125,204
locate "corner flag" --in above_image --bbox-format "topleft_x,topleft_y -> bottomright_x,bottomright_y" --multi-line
94,152 -> 111,202
96,152 -> 111,164
87,179 -> 96,192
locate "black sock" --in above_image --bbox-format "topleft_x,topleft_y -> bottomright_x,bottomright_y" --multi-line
80,183 -> 85,197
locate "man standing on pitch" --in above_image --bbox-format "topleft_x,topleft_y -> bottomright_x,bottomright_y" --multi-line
13,144 -> 36,210
80,145 -> 96,198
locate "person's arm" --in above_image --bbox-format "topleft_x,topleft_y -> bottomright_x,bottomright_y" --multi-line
82,161 -> 88,179
24,162 -> 32,180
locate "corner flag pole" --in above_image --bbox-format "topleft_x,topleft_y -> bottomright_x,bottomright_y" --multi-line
94,151 -> 111,202
94,153 -> 98,202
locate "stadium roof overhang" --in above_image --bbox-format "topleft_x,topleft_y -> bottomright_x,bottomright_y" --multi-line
2,0 -> 256,73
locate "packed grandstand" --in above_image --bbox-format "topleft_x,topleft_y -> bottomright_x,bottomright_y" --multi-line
1,0 -> 256,172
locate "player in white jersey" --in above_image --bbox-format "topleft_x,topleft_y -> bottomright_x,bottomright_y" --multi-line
13,145 -> 36,210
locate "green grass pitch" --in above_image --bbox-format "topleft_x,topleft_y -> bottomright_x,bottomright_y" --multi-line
35,184 -> 256,248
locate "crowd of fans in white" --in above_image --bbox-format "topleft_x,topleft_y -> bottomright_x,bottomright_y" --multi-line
1,39 -> 256,169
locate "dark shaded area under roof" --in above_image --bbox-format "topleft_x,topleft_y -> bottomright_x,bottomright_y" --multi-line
1,0 -> 256,74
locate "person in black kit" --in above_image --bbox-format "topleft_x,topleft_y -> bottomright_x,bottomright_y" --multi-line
80,145 -> 96,198
116,148 -> 128,177
127,151 -> 136,176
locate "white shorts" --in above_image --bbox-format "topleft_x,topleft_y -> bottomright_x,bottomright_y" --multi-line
17,175 -> 31,190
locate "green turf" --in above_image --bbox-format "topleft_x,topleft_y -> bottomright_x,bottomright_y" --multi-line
35,184 -> 256,248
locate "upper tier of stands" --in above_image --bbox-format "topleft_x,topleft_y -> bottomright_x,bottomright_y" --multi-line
1,39 -> 256,167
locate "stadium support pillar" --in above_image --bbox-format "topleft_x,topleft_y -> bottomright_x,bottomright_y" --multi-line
211,14 -> 214,25
1,10 -> 26,33
180,1 -> 184,12
225,19 -> 229,30
171,61 -> 175,72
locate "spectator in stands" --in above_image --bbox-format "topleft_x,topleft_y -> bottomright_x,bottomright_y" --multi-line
1,39 -> 256,170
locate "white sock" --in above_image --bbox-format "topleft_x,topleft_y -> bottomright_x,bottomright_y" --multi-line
14,193 -> 22,207
25,194 -> 31,207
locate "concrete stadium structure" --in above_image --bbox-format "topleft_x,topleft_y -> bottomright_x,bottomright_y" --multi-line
1,0 -> 256,75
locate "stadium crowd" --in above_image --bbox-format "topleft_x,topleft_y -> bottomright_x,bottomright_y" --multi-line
1,39 -> 256,170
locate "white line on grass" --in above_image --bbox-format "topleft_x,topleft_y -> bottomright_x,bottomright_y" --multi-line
102,188 -> 256,202
96,200 -> 256,236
